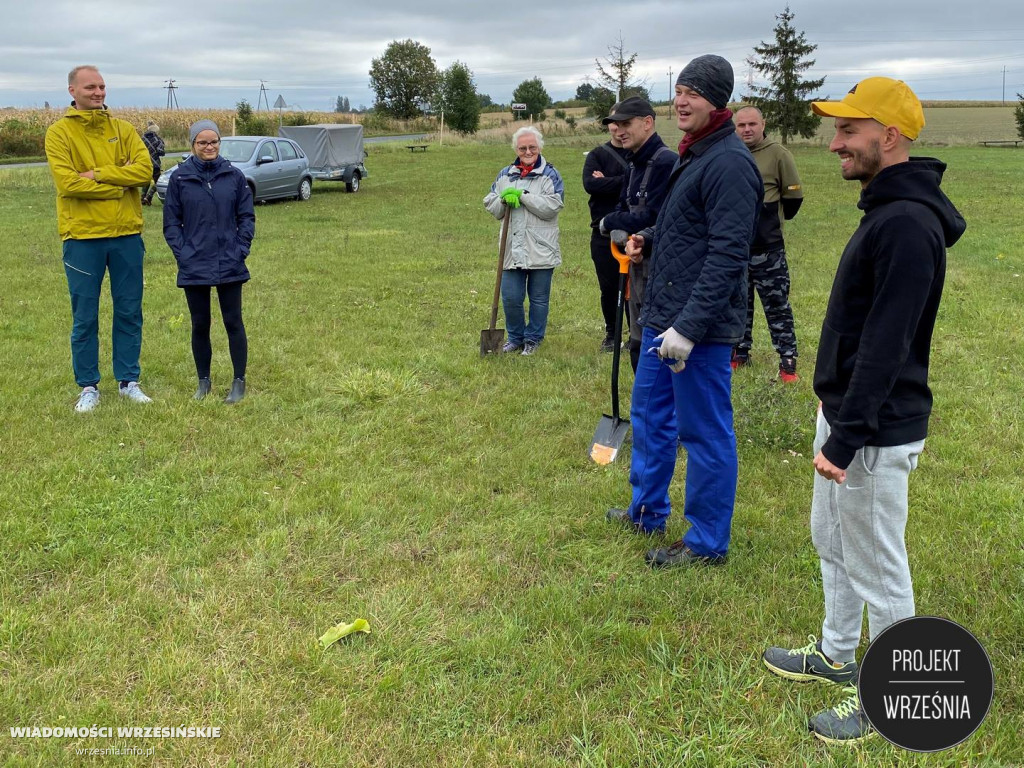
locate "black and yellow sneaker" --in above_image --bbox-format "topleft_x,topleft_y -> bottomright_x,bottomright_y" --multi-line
763,636 -> 858,685
809,686 -> 874,745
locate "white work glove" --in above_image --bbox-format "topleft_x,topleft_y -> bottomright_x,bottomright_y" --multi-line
651,327 -> 695,373
598,216 -> 608,236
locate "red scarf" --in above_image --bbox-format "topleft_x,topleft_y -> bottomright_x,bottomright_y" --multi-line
677,108 -> 733,157
515,158 -> 536,176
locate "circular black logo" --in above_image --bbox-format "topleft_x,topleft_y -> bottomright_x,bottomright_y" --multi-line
859,616 -> 994,752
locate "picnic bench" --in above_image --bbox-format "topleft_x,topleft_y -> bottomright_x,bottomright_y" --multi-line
979,140 -> 1022,147
406,144 -> 428,152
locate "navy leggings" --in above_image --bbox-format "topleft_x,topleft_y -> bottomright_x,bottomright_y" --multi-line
183,282 -> 247,380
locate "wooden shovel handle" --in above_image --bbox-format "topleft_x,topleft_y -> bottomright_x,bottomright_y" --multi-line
490,207 -> 511,330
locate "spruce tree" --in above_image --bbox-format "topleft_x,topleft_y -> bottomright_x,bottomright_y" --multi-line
744,6 -> 825,144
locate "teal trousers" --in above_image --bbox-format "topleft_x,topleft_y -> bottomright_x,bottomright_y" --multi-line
62,234 -> 145,387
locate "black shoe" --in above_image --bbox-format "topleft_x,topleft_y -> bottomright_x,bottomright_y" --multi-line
730,349 -> 750,370
194,377 -> 212,400
606,508 -> 664,536
645,539 -> 726,568
779,357 -> 800,383
600,334 -> 616,353
224,377 -> 246,404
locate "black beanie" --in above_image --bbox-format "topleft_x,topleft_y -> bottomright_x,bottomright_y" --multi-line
676,55 -> 734,109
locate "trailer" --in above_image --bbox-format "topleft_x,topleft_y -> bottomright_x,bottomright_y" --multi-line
278,124 -> 368,192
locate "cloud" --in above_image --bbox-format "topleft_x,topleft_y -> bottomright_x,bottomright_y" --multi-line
3,0 -> 1023,108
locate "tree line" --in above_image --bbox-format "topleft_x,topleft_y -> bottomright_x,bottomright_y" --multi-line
362,7 -> 830,142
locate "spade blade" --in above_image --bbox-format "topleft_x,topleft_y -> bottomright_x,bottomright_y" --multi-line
590,415 -> 631,465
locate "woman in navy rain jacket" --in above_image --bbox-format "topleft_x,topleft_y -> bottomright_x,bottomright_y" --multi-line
163,120 -> 255,403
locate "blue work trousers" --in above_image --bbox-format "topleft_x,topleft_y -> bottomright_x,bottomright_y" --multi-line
626,326 -> 737,557
62,234 -> 145,387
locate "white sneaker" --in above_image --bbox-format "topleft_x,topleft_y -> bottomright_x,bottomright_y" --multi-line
118,381 -> 153,404
75,386 -> 100,413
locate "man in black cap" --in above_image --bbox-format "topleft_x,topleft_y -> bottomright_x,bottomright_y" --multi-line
598,96 -> 677,372
582,106 -> 631,352
607,55 -> 762,569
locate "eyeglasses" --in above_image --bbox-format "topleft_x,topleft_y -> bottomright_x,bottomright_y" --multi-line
516,145 -> 539,153
195,140 -> 220,148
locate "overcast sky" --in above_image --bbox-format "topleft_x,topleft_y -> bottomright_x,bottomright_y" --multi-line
2,1 -> 1023,111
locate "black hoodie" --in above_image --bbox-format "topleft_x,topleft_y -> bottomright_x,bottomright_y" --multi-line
814,157 -> 966,469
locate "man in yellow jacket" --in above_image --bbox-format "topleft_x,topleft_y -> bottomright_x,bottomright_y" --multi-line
45,66 -> 155,412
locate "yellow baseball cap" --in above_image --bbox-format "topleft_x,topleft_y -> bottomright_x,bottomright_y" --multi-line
811,77 -> 924,140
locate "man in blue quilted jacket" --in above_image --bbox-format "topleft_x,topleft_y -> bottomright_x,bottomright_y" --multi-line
606,55 -> 762,567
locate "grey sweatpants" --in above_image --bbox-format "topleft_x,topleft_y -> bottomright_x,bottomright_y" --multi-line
810,409 -> 925,663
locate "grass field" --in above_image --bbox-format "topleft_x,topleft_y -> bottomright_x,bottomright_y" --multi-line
0,139 -> 1022,766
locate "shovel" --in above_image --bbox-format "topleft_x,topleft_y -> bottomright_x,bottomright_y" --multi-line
589,230 -> 633,465
480,206 -> 512,355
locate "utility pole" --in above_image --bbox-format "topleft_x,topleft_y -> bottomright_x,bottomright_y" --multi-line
1002,66 -> 1007,105
257,80 -> 271,111
164,79 -> 179,109
667,67 -> 673,103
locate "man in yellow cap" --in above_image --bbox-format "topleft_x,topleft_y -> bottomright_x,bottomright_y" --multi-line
761,77 -> 966,744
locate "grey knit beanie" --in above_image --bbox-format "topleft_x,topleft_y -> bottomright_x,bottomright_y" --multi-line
676,55 -> 734,109
189,119 -> 220,145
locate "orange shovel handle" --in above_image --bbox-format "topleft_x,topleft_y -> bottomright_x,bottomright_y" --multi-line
610,240 -> 631,274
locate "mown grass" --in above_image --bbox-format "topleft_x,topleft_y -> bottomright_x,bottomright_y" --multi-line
0,140 -> 1021,766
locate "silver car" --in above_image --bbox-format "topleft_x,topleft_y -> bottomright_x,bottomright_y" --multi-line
155,136 -> 313,203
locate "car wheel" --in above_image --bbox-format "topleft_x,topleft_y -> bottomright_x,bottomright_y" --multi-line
346,172 -> 360,193
297,178 -> 312,201
248,182 -> 258,203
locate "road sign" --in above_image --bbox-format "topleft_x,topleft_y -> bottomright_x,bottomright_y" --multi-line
511,103 -> 527,111
273,94 -> 286,109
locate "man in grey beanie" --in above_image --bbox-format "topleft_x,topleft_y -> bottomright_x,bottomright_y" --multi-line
675,54 -> 735,111
607,55 -> 762,569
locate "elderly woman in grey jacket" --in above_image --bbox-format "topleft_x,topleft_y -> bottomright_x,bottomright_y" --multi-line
483,126 -> 564,355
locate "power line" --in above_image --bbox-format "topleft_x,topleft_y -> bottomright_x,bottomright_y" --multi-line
164,79 -> 179,109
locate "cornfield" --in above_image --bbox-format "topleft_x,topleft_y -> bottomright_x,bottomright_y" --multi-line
0,104 -> 610,158
0,107 -> 435,156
